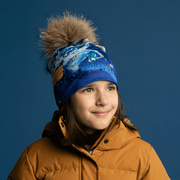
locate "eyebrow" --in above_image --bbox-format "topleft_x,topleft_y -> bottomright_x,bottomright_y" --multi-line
83,81 -> 116,88
83,83 -> 97,88
107,82 -> 116,86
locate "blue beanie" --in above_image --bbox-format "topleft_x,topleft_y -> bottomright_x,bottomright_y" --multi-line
47,39 -> 118,108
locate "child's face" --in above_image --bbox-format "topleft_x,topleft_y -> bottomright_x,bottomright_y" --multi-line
71,80 -> 118,134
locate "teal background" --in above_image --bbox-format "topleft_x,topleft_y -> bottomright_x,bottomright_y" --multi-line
1,0 -> 179,179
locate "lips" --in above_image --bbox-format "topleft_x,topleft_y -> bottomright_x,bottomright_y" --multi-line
92,111 -> 110,116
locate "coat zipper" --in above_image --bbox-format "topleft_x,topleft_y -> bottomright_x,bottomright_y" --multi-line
89,117 -> 115,155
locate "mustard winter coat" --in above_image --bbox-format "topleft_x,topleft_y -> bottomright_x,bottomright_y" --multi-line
8,117 -> 170,180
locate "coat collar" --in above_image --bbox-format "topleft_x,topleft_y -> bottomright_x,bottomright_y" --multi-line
42,115 -> 140,152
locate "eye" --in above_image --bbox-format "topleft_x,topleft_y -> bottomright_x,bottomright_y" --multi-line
84,88 -> 93,93
107,86 -> 116,91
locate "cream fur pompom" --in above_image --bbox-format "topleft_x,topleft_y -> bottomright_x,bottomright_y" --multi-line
39,12 -> 98,58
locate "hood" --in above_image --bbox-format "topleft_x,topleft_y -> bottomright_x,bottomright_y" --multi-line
95,118 -> 141,150
42,112 -> 140,151
42,112 -> 64,144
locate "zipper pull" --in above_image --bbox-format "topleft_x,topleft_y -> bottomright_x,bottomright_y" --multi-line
88,150 -> 93,155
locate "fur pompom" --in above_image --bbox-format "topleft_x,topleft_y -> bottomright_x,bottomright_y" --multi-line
39,12 -> 98,58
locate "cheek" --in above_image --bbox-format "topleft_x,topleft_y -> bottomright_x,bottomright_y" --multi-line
111,93 -> 118,112
71,95 -> 88,117
110,92 -> 118,104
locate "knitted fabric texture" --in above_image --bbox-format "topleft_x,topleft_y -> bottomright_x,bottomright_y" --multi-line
47,39 -> 118,107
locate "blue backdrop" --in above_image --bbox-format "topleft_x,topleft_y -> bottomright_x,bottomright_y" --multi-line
1,0 -> 179,179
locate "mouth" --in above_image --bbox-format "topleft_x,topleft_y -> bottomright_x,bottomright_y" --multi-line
92,111 -> 110,116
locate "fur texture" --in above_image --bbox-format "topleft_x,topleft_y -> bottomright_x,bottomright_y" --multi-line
39,12 -> 98,58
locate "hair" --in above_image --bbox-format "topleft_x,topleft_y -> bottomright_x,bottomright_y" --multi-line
52,92 -> 138,148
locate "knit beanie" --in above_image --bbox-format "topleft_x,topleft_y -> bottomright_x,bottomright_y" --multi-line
40,13 -> 118,108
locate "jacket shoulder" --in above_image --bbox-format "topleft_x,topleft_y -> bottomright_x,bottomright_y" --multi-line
8,137 -> 79,180
127,138 -> 170,180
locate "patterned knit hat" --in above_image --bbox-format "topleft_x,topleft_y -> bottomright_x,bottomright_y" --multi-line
40,13 -> 118,107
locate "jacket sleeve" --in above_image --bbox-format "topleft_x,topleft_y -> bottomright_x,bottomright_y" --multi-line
7,147 -> 37,180
141,146 -> 170,180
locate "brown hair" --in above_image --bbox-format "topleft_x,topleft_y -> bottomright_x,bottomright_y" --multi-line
52,92 -> 137,147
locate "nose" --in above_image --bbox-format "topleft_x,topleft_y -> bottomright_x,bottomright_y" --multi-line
96,91 -> 108,107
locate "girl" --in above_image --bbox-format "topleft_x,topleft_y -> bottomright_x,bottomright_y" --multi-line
8,13 -> 170,180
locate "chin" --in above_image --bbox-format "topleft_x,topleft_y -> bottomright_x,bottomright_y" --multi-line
95,122 -> 111,130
